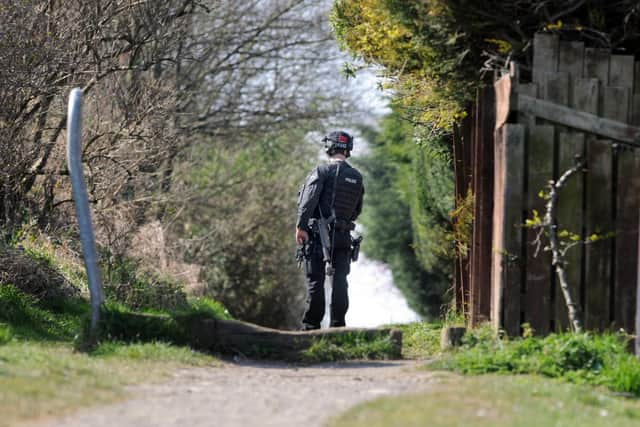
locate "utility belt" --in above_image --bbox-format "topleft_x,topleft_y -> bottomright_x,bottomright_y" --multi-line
308,217 -> 355,233
297,218 -> 362,269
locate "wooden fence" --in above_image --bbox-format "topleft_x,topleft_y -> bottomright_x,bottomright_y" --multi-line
457,33 -> 640,336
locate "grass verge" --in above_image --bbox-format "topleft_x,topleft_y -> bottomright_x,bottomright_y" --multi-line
0,340 -> 215,427
328,372 -> 640,427
431,325 -> 640,396
0,284 -> 219,426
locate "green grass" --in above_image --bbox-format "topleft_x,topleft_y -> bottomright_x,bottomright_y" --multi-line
431,325 -> 640,396
0,284 -> 86,340
300,331 -> 400,363
16,231 -> 88,292
0,340 -> 215,427
395,321 -> 442,359
0,283 -> 221,426
328,373 -> 640,427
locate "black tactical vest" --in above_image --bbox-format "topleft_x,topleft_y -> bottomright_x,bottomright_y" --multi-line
317,161 -> 363,221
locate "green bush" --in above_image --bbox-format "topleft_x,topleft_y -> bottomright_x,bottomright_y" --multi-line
433,327 -> 640,396
358,112 -> 453,318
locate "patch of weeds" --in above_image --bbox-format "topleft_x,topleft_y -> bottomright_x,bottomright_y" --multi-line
300,332 -> 398,363
0,323 -> 13,345
102,254 -> 188,311
396,321 -> 441,359
601,353 -> 640,396
432,325 -> 640,396
179,297 -> 233,320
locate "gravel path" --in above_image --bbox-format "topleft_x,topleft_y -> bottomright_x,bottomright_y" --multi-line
31,359 -> 435,427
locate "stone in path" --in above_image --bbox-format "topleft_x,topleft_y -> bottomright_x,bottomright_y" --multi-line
29,360 -> 435,427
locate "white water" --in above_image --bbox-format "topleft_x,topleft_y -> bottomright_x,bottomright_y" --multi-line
320,253 -> 421,328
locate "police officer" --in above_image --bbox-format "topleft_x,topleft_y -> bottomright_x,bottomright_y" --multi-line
296,130 -> 364,330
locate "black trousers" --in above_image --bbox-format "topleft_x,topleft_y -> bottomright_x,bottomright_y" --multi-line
301,238 -> 351,330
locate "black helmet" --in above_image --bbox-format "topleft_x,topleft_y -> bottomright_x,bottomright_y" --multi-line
323,130 -> 353,157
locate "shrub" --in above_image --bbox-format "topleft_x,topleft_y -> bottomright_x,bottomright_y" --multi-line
102,255 -> 188,311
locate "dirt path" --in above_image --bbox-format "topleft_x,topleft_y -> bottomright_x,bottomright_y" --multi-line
31,360 -> 435,427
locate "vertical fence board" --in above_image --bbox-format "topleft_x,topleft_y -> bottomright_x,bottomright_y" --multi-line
585,139 -> 613,331
491,124 -> 525,335
584,49 -> 610,115
584,48 -> 610,83
556,132 -> 585,330
559,41 -> 585,80
470,86 -> 495,326
533,33 -> 559,84
543,72 -> 570,105
525,124 -> 555,334
610,55 -> 635,89
607,57 -> 638,331
573,79 -> 600,114
615,149 -> 640,331
582,49 -> 612,331
603,87 -> 631,123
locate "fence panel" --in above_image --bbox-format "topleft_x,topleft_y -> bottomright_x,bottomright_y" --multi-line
487,33 -> 640,335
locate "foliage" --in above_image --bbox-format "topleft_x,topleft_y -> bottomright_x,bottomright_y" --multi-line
172,130 -> 313,328
447,189 -> 474,258
299,331 -> 400,363
410,131 -> 455,271
332,1 -> 640,130
2,0 -> 359,329
396,321 -> 442,359
0,323 -> 13,345
101,253 -> 189,312
357,110 -> 453,318
433,327 -> 640,396
331,0 -> 475,129
0,284 -> 86,341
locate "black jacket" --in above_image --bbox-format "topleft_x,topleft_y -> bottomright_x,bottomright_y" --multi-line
296,160 -> 364,232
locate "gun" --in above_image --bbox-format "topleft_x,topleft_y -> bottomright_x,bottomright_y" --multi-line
350,235 -> 363,262
310,217 -> 334,276
296,241 -> 309,269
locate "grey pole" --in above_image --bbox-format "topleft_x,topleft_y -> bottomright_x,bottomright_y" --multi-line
67,88 -> 103,338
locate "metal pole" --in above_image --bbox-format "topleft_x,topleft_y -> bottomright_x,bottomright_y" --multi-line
67,88 -> 103,339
